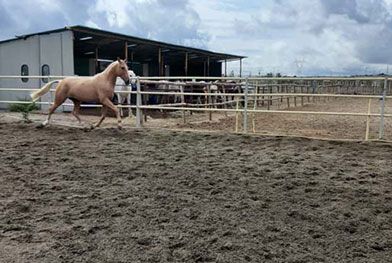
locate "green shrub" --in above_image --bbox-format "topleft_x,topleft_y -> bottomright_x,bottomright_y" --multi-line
9,101 -> 38,123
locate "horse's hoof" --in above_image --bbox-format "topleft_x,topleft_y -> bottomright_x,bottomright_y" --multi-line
36,123 -> 45,129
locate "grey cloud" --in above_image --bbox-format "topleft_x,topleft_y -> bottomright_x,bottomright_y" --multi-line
0,0 -> 209,49
86,0 -> 209,48
231,0 -> 392,70
0,0 -> 91,40
321,0 -> 369,23
328,0 -> 392,64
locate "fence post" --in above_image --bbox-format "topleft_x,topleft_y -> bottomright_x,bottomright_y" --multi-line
243,78 -> 249,133
136,77 -> 142,128
379,78 -> 387,139
365,98 -> 372,141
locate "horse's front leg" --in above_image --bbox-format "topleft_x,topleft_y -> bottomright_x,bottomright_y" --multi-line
117,93 -> 124,117
102,98 -> 122,129
127,93 -> 133,118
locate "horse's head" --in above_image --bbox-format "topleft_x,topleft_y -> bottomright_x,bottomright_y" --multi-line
116,57 -> 130,85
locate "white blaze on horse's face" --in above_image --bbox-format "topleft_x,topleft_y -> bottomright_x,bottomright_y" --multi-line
117,58 -> 130,85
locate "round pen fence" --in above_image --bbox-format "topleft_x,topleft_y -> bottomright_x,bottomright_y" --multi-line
0,75 -> 391,141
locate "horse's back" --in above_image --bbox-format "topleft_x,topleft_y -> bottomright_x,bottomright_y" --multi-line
60,76 -> 100,102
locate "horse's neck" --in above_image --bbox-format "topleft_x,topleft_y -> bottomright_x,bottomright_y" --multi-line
100,63 -> 118,86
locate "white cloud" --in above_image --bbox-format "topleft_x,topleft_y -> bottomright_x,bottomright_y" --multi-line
1,0 -> 392,75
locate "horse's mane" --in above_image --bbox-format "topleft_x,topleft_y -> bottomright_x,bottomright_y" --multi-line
103,61 -> 119,73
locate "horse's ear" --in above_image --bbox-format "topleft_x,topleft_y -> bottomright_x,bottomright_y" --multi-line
124,59 -> 127,63
117,57 -> 121,62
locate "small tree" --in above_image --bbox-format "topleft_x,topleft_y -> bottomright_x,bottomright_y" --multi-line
9,101 -> 38,123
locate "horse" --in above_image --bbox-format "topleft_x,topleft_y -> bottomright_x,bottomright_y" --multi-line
31,58 -> 130,129
115,70 -> 137,117
155,80 -> 184,104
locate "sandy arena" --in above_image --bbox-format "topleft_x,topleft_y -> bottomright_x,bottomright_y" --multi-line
1,120 -> 392,262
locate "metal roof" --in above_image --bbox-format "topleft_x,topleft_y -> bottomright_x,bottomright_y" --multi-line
0,25 -> 245,62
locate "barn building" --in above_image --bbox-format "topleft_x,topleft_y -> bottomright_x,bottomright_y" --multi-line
0,25 -> 244,109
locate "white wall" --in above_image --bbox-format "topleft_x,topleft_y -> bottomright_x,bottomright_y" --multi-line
39,31 -> 74,111
0,30 -> 74,110
0,35 -> 40,108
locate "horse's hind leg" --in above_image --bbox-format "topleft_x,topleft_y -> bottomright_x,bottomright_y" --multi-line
41,94 -> 67,127
70,99 -> 82,124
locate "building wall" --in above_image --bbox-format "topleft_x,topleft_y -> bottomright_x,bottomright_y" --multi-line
0,35 -> 40,108
0,30 -> 74,110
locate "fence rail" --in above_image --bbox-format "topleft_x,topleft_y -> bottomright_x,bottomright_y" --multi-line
0,75 -> 390,140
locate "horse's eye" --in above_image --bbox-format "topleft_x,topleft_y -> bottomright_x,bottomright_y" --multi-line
121,67 -> 125,70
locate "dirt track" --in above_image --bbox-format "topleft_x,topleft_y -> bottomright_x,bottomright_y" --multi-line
1,122 -> 392,262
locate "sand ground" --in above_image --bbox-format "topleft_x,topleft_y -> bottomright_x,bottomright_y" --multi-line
1,121 -> 392,262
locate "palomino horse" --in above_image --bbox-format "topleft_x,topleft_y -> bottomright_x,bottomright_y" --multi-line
31,58 -> 130,129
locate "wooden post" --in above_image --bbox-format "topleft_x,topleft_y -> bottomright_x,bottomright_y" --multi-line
235,97 -> 240,133
222,84 -> 228,116
136,78 -> 142,128
286,85 -> 290,108
208,85 -> 212,121
379,78 -> 387,139
180,85 -> 186,123
267,85 -> 270,110
365,98 -> 372,141
269,84 -> 272,108
280,84 -> 283,103
301,85 -> 304,106
307,85 -> 310,102
294,85 -> 297,107
225,59 -> 227,77
243,78 -> 249,133
252,84 -> 259,133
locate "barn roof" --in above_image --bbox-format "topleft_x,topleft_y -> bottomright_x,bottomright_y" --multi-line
0,25 -> 245,63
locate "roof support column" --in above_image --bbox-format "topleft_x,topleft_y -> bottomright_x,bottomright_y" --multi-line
185,52 -> 188,76
203,61 -> 206,77
225,59 -> 227,77
158,48 -> 162,76
240,58 -> 243,77
124,41 -> 128,60
207,56 -> 210,77
130,51 -> 134,69
95,46 -> 99,74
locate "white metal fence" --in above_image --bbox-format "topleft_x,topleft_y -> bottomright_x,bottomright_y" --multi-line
0,75 -> 391,140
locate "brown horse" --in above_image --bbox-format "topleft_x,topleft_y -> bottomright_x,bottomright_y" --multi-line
31,58 -> 130,129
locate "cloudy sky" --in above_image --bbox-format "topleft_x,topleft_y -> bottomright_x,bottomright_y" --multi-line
1,0 -> 392,76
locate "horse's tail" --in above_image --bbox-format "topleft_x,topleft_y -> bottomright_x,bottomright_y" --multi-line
30,80 -> 60,102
